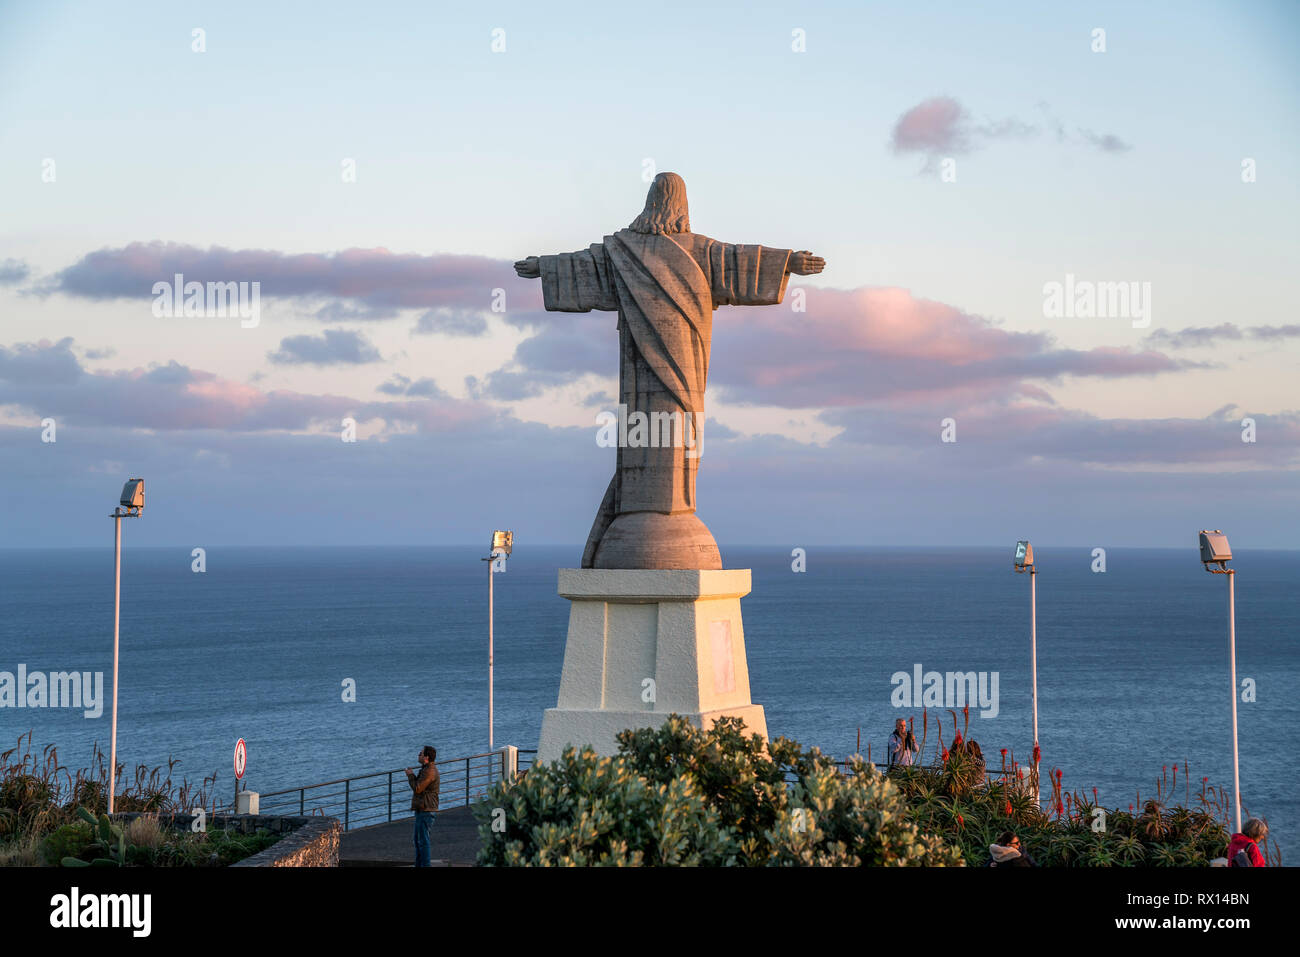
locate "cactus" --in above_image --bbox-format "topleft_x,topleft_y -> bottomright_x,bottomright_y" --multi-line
61,806 -> 128,867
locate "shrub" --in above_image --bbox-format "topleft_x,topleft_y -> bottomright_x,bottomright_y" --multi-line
40,821 -> 95,865
474,715 -> 963,867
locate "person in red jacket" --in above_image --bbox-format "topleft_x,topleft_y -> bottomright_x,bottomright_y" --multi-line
1226,818 -> 1268,867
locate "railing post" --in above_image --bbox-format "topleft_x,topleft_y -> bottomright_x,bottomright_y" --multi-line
388,770 -> 393,822
345,778 -> 350,830
500,745 -> 518,784
299,788 -> 304,816
465,757 -> 470,806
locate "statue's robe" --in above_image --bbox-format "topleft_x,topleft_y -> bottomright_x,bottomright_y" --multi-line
539,229 -> 792,567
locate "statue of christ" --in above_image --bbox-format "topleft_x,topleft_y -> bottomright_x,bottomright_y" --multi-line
515,172 -> 825,570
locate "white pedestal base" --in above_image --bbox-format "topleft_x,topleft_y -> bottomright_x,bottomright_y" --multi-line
537,568 -> 768,764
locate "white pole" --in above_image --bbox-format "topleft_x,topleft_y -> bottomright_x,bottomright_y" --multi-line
109,510 -> 121,815
1228,570 -> 1241,834
488,552 -> 494,753
1031,567 -> 1039,801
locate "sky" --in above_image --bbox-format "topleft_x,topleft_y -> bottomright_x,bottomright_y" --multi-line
1,0 -> 1297,550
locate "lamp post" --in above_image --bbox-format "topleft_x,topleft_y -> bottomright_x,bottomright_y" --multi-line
482,530 -> 512,752
1199,529 -> 1242,834
108,478 -> 145,814
1013,540 -> 1039,800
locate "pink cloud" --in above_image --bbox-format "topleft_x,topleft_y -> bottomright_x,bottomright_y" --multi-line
708,286 -> 1194,409
891,96 -> 970,154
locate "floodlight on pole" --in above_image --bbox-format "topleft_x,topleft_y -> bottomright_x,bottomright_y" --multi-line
1013,540 -> 1039,801
482,530 -> 513,752
108,478 -> 145,815
1198,529 -> 1242,834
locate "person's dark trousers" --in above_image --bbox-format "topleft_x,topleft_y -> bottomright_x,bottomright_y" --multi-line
413,811 -> 436,867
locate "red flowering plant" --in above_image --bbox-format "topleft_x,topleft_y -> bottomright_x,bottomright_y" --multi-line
881,708 -> 1243,866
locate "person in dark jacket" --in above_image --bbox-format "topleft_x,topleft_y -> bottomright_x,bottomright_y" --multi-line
405,745 -> 440,867
988,830 -> 1035,867
1227,818 -> 1268,867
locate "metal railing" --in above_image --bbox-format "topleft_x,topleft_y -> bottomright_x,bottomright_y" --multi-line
258,748 -> 538,831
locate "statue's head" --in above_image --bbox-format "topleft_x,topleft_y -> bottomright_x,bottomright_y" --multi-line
628,172 -> 690,235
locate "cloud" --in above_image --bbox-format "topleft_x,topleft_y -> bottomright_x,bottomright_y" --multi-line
378,374 -> 448,398
1144,323 -> 1300,349
466,315 -> 614,400
268,329 -> 382,366
822,399 -> 1300,468
0,337 -> 493,432
714,287 -> 1199,409
890,97 -> 1130,167
45,242 -> 544,318
891,96 -> 975,154
0,337 -> 83,385
0,259 -> 30,285
3,335 -> 1295,556
1252,324 -> 1300,341
482,286 -> 1197,411
1078,129 -> 1133,153
412,308 -> 489,337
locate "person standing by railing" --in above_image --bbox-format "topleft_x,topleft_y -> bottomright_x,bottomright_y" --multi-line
887,717 -> 918,769
406,746 -> 440,867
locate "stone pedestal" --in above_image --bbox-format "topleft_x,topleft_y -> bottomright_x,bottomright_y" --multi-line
537,568 -> 768,763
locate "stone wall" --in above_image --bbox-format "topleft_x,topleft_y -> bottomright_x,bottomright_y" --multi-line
234,817 -> 340,867
111,812 -> 342,867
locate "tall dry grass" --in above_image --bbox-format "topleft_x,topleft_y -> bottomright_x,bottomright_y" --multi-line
0,730 -> 219,846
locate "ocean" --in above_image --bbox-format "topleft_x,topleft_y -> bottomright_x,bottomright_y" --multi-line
1,545 -> 1295,860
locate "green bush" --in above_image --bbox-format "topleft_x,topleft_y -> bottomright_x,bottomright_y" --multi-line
33,805 -> 279,868
40,821 -> 95,865
474,715 -> 963,867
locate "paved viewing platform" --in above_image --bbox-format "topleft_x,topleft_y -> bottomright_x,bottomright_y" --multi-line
339,805 -> 483,867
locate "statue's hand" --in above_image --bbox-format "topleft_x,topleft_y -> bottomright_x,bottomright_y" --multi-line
514,256 -> 541,279
789,250 -> 825,276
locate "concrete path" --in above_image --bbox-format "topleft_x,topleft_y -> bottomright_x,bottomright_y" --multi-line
339,804 -> 483,867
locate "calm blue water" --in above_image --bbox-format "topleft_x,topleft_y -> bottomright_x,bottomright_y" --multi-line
1,546 -> 1296,860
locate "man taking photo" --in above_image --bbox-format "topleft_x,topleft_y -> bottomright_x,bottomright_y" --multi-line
405,745 -> 440,867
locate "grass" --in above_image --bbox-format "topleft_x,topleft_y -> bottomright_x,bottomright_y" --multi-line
0,730 -> 259,867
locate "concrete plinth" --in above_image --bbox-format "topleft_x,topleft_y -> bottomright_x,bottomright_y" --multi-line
536,568 -> 768,763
